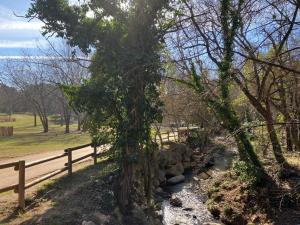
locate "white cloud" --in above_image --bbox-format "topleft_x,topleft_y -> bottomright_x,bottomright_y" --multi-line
0,20 -> 43,31
0,4 -> 43,31
0,40 -> 45,48
0,55 -> 62,60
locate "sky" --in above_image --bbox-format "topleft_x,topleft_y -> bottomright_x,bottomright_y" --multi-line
0,0 -> 48,58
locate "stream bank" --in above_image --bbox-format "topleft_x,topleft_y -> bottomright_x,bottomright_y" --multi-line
155,140 -> 236,225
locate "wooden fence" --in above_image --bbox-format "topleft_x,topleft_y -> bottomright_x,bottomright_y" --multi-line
0,127 -> 196,209
155,130 -> 178,143
0,127 -> 13,136
154,128 -> 198,143
0,116 -> 16,122
0,143 -> 103,209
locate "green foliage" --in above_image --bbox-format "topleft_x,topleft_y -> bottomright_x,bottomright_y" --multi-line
186,0 -> 262,170
232,161 -> 262,187
27,0 -> 171,211
186,129 -> 210,149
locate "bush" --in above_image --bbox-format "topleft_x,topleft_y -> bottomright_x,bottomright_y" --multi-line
186,129 -> 210,149
232,161 -> 262,188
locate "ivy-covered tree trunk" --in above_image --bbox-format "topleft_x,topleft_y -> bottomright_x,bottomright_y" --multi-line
211,0 -> 261,168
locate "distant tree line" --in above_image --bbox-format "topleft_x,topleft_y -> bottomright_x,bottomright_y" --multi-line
0,42 -> 89,133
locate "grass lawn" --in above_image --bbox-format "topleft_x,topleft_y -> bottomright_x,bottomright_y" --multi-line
0,113 -> 91,159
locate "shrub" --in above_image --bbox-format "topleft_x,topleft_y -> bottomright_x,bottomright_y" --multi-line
186,129 -> 210,149
232,161 -> 262,188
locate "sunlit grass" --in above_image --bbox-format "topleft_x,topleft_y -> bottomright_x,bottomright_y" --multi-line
285,153 -> 300,169
0,113 -> 90,158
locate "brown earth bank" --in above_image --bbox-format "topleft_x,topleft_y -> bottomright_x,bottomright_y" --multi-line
193,138 -> 300,225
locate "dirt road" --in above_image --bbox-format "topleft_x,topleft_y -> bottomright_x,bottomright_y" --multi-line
0,146 -> 95,190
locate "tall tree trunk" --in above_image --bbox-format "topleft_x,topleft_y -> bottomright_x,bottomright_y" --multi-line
265,113 -> 286,166
119,147 -> 135,212
214,102 -> 262,168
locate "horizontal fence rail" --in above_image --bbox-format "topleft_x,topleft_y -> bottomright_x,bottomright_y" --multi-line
0,143 -> 105,209
0,127 -> 194,210
154,127 -> 199,143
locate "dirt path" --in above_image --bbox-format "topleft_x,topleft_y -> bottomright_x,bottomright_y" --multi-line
0,146 -> 96,190
0,133 -> 177,191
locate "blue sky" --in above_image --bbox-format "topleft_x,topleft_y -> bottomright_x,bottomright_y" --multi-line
0,0 -> 49,58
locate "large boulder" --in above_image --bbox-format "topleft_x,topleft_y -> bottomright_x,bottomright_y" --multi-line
183,161 -> 194,170
166,163 -> 184,177
155,142 -> 195,186
158,142 -> 193,168
167,175 -> 185,185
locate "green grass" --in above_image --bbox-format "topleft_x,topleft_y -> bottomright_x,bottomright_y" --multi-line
0,113 -> 90,158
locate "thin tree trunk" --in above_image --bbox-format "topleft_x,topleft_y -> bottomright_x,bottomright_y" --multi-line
77,114 -> 81,131
33,113 -> 37,127
41,116 -> 48,133
64,110 -> 71,134
265,116 -> 286,166
65,120 -> 70,133
286,126 -> 293,151
60,113 -> 64,126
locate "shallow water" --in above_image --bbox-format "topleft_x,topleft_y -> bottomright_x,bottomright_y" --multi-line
162,176 -> 221,225
161,148 -> 236,225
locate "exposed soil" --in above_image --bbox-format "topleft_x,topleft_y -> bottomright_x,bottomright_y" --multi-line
200,139 -> 300,225
0,159 -> 120,225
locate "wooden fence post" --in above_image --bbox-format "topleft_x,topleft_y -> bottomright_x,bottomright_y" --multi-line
167,131 -> 170,142
67,150 -> 72,175
93,146 -> 97,165
18,160 -> 25,209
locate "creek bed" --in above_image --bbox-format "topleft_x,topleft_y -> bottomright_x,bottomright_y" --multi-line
161,148 -> 236,225
161,173 -> 221,225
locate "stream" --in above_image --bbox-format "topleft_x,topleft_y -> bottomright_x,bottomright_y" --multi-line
161,174 -> 220,225
161,149 -> 236,225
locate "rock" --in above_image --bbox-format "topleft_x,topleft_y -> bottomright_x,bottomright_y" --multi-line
167,175 -> 185,185
183,207 -> 193,211
166,163 -> 184,176
155,188 -> 171,198
183,154 -> 191,162
199,172 -> 210,180
169,197 -> 182,207
153,178 -> 160,187
206,170 -> 213,176
205,158 -> 214,168
113,207 -> 123,222
190,161 -> 197,168
183,161 -> 190,169
251,215 -> 260,223
82,221 -> 96,225
204,222 -> 223,225
92,212 -> 111,225
169,151 -> 182,165
192,154 -> 203,161
193,176 -> 199,181
158,170 -> 166,183
156,187 -> 163,193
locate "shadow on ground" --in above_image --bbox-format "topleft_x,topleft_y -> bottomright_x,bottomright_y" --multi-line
0,159 -> 119,225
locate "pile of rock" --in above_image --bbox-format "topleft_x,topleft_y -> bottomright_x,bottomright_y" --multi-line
154,142 -> 196,187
